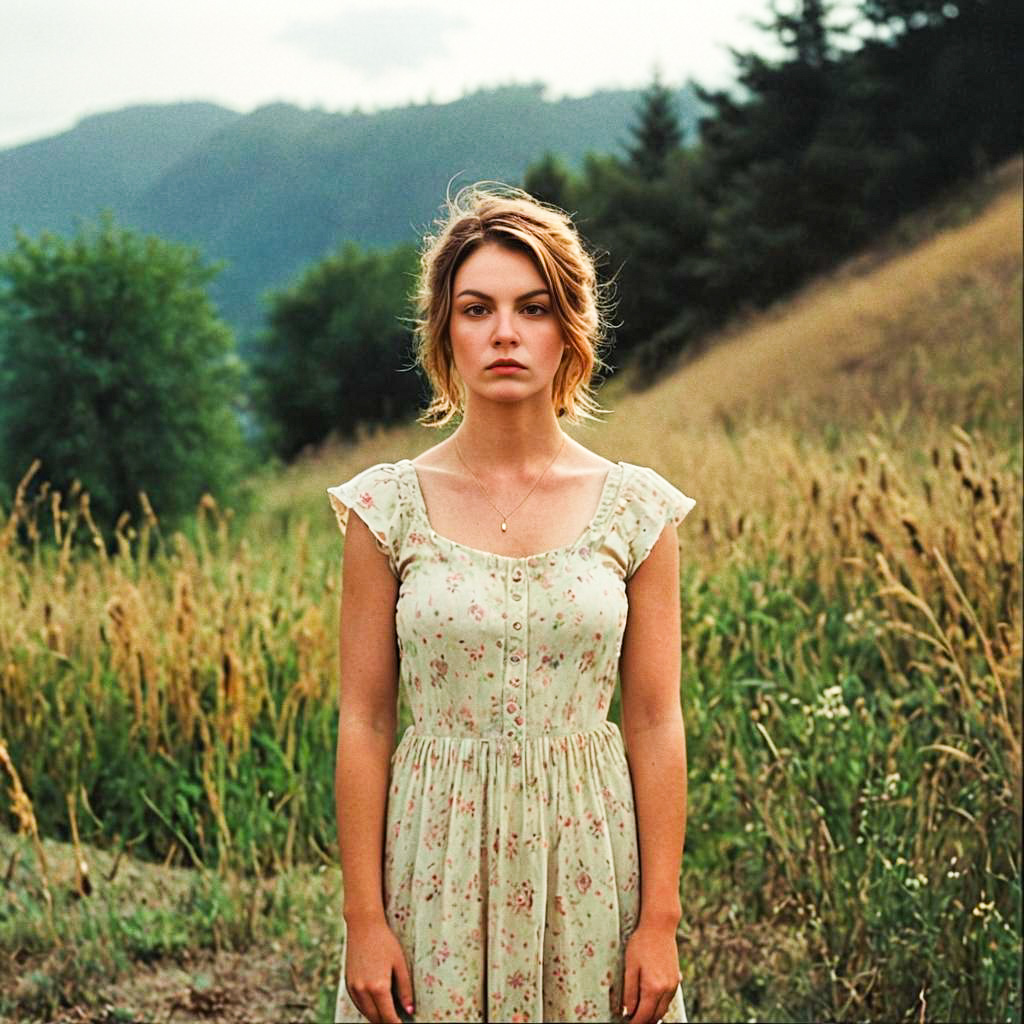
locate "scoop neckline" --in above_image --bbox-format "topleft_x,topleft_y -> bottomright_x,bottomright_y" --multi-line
399,458 -> 625,562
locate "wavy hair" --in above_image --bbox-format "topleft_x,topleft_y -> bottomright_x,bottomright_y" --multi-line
414,183 -> 610,427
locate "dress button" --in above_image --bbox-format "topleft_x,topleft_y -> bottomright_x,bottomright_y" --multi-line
512,621 -> 522,630
511,592 -> 521,601
514,715 -> 524,726
510,654 -> 521,663
507,730 -> 516,739
511,570 -> 523,582
509,677 -> 520,687
506,700 -> 517,713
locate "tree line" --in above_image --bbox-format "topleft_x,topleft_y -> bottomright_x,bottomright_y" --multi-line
0,0 -> 1018,532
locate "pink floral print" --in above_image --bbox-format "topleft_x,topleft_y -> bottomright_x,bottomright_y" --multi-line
327,460 -> 695,1023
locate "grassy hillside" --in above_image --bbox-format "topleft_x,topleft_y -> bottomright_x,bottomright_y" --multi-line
1,159 -> 1020,1022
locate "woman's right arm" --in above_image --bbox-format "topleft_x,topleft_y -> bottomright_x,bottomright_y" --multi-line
336,512 -> 414,1024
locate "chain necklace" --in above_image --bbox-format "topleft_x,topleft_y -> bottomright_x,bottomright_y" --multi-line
454,434 -> 567,533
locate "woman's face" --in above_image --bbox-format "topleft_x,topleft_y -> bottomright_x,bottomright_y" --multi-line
448,242 -> 566,411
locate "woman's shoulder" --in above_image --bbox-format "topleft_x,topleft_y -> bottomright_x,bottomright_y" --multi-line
339,458 -> 407,484
614,460 -> 697,525
326,460 -> 410,529
605,461 -> 697,578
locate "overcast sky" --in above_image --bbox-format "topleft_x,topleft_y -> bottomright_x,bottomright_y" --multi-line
0,0 -> 781,149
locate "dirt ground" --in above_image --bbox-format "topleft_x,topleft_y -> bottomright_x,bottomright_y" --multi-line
49,950 -> 321,1024
2,827 -> 337,1024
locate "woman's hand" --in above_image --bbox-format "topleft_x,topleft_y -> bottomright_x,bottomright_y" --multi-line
622,922 -> 682,1024
345,916 -> 415,1023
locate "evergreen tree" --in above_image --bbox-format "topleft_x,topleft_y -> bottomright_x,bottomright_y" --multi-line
574,149 -> 708,374
523,152 -> 575,211
0,215 -> 247,533
695,0 -> 854,308
626,76 -> 684,180
845,0 -> 1023,211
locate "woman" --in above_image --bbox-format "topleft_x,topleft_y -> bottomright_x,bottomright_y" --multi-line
327,185 -> 694,1024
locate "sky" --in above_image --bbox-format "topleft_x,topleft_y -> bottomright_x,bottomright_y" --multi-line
0,0 -> 780,150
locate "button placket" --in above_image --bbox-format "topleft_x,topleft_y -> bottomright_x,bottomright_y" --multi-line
505,562 -> 528,737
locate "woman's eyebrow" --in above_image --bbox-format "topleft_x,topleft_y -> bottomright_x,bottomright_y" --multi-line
455,288 -> 551,301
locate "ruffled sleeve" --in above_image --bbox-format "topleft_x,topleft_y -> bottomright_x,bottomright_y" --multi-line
326,462 -> 405,576
614,464 -> 696,579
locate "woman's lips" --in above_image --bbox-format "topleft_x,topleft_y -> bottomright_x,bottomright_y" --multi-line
487,360 -> 526,373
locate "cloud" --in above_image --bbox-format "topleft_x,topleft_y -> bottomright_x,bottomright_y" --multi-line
279,6 -> 465,76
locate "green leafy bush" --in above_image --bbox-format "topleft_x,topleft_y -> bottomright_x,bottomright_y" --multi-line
0,214 -> 248,533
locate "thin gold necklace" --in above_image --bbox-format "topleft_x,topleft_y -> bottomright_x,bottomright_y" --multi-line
454,435 -> 566,533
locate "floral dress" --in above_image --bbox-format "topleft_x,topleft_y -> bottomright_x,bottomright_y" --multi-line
327,459 -> 695,1023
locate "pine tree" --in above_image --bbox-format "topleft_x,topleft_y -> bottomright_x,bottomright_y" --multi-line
523,152 -> 575,211
626,76 -> 683,180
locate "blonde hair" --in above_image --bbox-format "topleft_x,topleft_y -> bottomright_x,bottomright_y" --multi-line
414,183 -> 609,427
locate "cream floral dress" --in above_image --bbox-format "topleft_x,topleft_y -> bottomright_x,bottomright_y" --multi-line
327,459 -> 695,1023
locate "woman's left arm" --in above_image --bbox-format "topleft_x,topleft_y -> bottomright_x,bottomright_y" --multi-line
619,522 -> 687,1024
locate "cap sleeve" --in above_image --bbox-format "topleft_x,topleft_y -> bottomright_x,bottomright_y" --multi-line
620,465 -> 696,579
326,462 -> 404,575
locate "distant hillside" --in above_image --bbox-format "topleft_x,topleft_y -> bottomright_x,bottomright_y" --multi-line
0,84 -> 703,335
0,103 -> 241,238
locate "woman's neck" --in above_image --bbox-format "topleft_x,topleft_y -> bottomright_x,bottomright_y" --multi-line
453,395 -> 565,470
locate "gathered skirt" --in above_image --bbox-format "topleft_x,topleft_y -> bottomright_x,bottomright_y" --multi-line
335,722 -> 687,1023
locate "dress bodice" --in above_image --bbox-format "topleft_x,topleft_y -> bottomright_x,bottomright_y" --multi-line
327,459 -> 695,741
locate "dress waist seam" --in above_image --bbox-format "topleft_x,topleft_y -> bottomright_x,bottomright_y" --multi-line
397,722 -> 621,743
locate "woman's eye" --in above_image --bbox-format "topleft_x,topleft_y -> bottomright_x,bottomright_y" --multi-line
464,304 -> 488,316
522,303 -> 548,316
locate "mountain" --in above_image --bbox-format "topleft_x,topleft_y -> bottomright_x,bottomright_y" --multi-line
0,85 -> 704,335
0,103 -> 241,239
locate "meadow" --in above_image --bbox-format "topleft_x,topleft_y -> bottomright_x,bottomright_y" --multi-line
1,161 -> 1021,1021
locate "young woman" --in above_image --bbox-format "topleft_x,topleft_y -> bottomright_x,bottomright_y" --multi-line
327,185 -> 694,1024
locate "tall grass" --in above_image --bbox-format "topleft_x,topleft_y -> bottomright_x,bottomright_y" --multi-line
1,465 -> 338,874
1,163 -> 1020,1020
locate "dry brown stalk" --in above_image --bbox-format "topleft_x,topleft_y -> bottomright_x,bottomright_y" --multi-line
66,789 -> 92,898
0,737 -> 53,917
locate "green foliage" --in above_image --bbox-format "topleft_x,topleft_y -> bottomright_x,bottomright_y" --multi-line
674,561 -> 1020,1020
695,0 -> 1023,314
7,555 -> 1016,1019
253,242 -> 422,458
529,1 -> 1021,380
626,75 -> 685,180
574,149 -> 708,373
0,214 -> 248,532
522,152 -> 576,211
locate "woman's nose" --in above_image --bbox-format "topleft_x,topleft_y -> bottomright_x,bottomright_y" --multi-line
491,309 -> 519,345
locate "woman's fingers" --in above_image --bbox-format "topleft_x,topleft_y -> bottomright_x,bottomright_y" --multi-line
346,981 -> 376,1023
370,981 -> 403,1024
631,981 -> 661,1024
627,970 -> 680,1023
348,976 -> 399,1023
393,952 -> 416,1019
622,959 -> 640,1019
653,986 -> 676,1022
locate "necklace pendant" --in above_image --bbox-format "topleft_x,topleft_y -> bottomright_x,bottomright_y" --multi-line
500,521 -> 508,533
